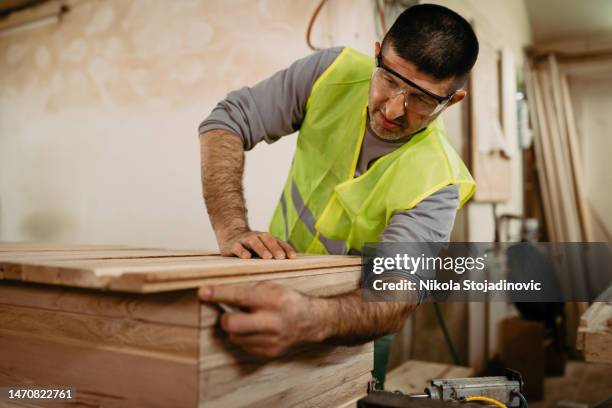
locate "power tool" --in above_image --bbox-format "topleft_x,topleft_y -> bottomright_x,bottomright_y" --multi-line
358,369 -> 526,408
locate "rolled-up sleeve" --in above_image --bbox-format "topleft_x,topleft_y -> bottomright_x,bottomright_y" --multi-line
198,47 -> 343,150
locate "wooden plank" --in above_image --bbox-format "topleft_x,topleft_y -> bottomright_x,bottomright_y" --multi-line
0,304 -> 198,361
1,253 -> 361,293
540,70 -> 573,240
577,294 -> 612,364
532,70 -> 565,240
198,327 -> 373,408
0,280 -> 200,407
0,242 -> 149,252
0,249 -> 215,261
560,74 -> 593,241
5,253 -> 360,274
583,332 -> 612,364
547,57 -> 584,241
0,282 -> 200,328
539,65 -> 584,241
0,330 -> 198,408
524,66 -> 557,241
129,265 -> 361,294
296,371 -> 370,408
578,291 -> 612,330
0,251 -> 209,284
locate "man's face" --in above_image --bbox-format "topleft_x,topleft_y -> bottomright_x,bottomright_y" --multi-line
368,42 -> 466,141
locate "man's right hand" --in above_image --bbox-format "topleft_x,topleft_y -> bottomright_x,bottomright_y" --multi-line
220,230 -> 297,260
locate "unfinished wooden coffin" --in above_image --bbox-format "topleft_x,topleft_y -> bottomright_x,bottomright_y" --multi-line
0,242 -> 372,407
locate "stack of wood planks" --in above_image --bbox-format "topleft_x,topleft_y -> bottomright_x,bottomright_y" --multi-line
577,287 -> 612,364
0,242 -> 372,407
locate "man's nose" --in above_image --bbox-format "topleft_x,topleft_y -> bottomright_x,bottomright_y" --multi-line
385,93 -> 406,121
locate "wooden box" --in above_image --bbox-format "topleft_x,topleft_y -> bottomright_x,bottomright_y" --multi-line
0,243 -> 372,407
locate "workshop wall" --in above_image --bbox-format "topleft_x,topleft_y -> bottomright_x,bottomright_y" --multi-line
0,0 -> 531,251
0,0 -> 379,248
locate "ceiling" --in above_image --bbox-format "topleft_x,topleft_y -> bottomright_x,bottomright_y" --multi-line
525,0 -> 612,43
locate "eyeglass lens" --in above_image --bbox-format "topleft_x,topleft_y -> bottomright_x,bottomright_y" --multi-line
376,69 -> 441,115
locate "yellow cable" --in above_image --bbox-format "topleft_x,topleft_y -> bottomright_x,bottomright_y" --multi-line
465,396 -> 508,408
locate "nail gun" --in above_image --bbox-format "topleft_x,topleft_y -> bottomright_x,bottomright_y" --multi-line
358,369 -> 525,408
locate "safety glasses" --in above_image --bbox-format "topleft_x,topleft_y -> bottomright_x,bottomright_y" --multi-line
375,53 -> 455,116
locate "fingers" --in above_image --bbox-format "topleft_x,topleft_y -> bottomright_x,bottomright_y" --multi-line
252,233 -> 296,260
245,235 -> 273,259
220,311 -> 281,335
197,281 -> 299,359
228,333 -> 277,346
277,240 -> 297,259
259,234 -> 286,259
228,333 -> 287,358
230,241 -> 252,259
222,231 -> 297,260
227,325 -> 289,358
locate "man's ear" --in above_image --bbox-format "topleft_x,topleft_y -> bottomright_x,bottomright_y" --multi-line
446,89 -> 466,109
375,41 -> 381,58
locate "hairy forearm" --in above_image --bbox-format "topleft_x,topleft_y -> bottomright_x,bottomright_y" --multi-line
200,129 -> 249,242
311,289 -> 417,345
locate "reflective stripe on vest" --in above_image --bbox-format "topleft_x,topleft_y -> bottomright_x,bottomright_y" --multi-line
269,48 -> 476,254
275,178 -> 346,254
290,180 -> 346,254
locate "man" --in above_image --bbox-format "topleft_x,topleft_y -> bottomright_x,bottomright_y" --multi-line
197,4 -> 478,383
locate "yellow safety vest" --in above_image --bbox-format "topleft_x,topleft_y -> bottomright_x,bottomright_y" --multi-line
269,48 -> 475,254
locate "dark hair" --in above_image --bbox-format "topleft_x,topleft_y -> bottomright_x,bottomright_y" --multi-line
382,4 -> 479,83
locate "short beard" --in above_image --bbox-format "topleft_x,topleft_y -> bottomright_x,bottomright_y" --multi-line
374,127 -> 411,142
369,111 -> 430,142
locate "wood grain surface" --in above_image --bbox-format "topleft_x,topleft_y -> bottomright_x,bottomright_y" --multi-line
577,295 -> 612,364
0,242 -> 372,407
0,242 -> 361,293
0,282 -> 199,408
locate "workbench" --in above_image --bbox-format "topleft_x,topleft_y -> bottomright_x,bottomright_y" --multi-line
0,242 -> 372,407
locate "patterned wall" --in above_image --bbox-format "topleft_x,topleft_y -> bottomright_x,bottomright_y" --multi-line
0,0 -> 378,248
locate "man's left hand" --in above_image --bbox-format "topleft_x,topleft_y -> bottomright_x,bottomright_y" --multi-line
198,281 -> 326,358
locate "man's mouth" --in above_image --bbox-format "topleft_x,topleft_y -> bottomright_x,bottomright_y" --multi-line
378,111 -> 401,130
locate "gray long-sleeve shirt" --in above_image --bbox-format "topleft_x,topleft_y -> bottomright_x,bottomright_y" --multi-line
199,47 -> 459,247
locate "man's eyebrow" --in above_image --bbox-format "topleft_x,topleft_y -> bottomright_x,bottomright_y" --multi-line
384,71 -> 404,86
381,70 -> 394,80
388,72 -> 416,91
